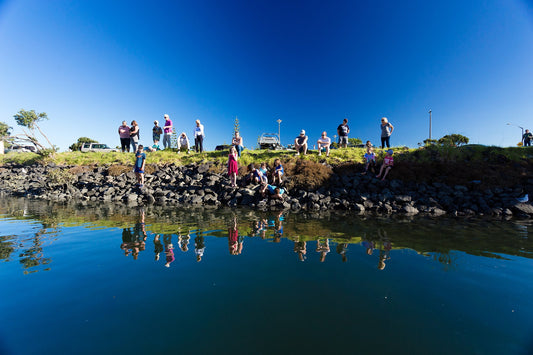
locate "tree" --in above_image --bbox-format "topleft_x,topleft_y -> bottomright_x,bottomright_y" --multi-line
0,122 -> 11,138
233,116 -> 240,135
12,109 -> 55,153
418,138 -> 438,147
69,137 -> 98,151
438,134 -> 469,147
348,137 -> 362,146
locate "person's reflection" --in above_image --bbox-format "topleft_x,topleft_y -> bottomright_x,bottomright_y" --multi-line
377,229 -> 391,270
274,211 -> 284,243
121,227 -> 134,257
195,233 -> 205,262
316,238 -> 330,262
293,236 -> 307,261
228,216 -> 240,255
154,234 -> 163,261
361,234 -> 375,256
163,234 -> 174,268
178,232 -> 190,253
131,208 -> 148,260
336,243 -> 348,262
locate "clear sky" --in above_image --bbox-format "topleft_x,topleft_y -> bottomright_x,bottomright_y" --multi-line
0,0 -> 532,151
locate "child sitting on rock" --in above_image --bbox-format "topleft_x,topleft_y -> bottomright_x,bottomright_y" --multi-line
247,163 -> 267,185
272,159 -> 284,185
361,141 -> 376,175
376,149 -> 394,181
261,184 -> 286,200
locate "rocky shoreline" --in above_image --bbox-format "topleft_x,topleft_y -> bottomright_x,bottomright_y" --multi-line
0,162 -> 532,219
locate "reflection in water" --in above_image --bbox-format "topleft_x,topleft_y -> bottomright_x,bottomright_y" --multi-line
1,197 -> 533,274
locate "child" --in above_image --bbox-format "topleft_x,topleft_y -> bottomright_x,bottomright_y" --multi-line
376,149 -> 394,181
259,162 -> 268,176
362,142 -> 376,175
261,184 -> 285,200
134,145 -> 146,187
272,159 -> 284,185
228,146 -> 239,187
247,163 -> 267,185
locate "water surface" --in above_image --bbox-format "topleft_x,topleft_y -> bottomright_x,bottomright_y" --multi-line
1,198 -> 532,354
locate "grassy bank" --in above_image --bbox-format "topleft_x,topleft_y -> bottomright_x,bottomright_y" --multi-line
1,145 -> 532,188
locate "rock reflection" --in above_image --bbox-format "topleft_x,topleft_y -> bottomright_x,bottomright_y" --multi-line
1,197 -> 533,273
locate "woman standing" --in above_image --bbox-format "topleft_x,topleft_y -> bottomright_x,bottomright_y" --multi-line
130,120 -> 140,152
118,121 -> 131,152
380,117 -> 394,148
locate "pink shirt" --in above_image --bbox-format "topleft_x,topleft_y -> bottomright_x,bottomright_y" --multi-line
384,156 -> 394,166
118,125 -> 130,139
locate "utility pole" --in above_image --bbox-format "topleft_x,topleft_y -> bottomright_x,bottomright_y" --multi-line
277,119 -> 282,144
429,109 -> 432,141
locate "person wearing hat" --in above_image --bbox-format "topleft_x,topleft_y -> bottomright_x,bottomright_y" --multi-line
152,120 -> 163,145
294,130 -> 308,156
162,114 -> 173,149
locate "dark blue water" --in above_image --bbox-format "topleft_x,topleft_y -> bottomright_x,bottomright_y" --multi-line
1,199 -> 533,354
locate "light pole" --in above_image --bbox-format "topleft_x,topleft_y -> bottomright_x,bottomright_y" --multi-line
277,119 -> 282,143
428,109 -> 432,140
507,123 -> 524,144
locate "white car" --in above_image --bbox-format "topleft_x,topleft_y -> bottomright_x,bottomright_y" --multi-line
80,143 -> 118,153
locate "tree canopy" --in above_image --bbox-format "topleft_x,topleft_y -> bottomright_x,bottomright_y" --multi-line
11,109 -> 55,155
438,134 -> 469,147
13,109 -> 48,129
0,122 -> 11,138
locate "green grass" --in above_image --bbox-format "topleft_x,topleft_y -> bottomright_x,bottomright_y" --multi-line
1,145 -> 532,167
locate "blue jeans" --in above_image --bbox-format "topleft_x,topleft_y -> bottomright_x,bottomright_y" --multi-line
381,136 -> 390,148
163,134 -> 171,149
235,145 -> 243,157
131,139 -> 138,152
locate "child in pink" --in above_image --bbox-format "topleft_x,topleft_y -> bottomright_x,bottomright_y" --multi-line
376,149 -> 394,181
228,146 -> 239,187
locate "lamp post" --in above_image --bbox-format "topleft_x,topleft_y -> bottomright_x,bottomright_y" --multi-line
276,119 -> 282,146
507,123 -> 524,144
428,109 -> 432,140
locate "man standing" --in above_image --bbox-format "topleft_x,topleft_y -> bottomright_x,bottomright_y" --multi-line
194,119 -> 205,152
337,118 -> 350,148
523,129 -> 533,147
163,114 -> 173,149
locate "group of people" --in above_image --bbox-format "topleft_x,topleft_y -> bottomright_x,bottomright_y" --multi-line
118,115 -> 206,153
292,117 -> 394,156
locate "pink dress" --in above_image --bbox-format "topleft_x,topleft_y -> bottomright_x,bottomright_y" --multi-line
228,153 -> 238,175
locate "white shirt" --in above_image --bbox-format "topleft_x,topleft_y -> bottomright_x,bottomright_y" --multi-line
194,124 -> 205,138
318,136 -> 331,145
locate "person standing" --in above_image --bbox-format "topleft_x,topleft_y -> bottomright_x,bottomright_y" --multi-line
130,120 -> 140,152
337,118 -> 350,148
522,129 -> 532,147
163,114 -> 173,149
118,121 -> 131,152
380,117 -> 394,148
232,131 -> 244,157
228,146 -> 239,187
152,120 -> 163,145
194,119 -> 205,153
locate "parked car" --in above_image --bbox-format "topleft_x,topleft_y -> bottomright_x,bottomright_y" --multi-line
5,145 -> 37,153
258,133 -> 283,150
80,143 -> 118,152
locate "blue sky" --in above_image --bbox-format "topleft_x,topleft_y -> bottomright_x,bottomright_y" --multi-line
0,0 -> 532,151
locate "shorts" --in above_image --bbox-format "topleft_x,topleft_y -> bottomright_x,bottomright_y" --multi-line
339,136 -> 348,145
134,167 -> 144,174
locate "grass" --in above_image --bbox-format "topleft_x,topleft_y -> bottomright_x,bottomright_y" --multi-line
2,145 -> 533,167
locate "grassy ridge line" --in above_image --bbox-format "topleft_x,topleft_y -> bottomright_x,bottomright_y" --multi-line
4,145 -> 531,167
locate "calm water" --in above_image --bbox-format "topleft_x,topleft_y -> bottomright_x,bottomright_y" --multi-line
1,198 -> 533,355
